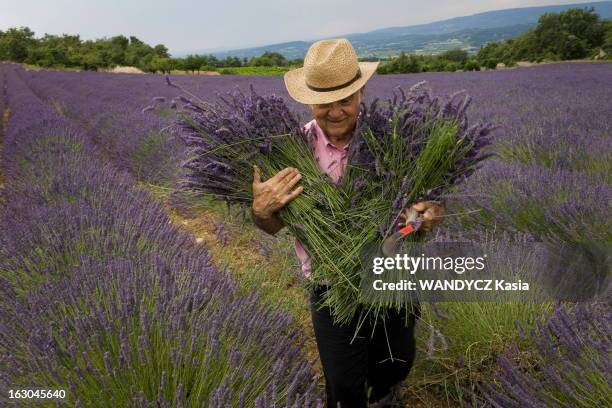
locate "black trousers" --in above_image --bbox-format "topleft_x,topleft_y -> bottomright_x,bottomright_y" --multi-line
310,285 -> 418,408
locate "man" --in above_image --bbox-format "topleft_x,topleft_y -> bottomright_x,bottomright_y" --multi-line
251,39 -> 445,407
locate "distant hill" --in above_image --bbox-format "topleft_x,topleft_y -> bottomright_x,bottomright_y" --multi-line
185,1 -> 612,59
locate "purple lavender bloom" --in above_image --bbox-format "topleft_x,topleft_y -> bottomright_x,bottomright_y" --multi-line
173,85 -> 303,205
481,303 -> 611,407
454,160 -> 611,242
0,63 -> 322,407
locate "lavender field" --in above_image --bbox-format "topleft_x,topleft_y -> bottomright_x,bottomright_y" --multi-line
0,62 -> 610,407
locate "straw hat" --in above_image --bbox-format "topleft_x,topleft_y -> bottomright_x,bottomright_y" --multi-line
284,39 -> 379,105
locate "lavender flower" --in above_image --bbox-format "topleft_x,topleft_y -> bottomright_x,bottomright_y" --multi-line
481,304 -> 611,407
0,63 -> 322,407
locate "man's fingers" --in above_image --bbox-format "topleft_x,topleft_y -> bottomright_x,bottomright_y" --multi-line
253,165 -> 261,184
423,208 -> 437,221
411,202 -> 427,212
397,208 -> 410,223
272,167 -> 298,183
406,202 -> 446,231
422,208 -> 445,232
283,172 -> 302,192
412,202 -> 445,217
282,186 -> 304,204
426,206 -> 446,219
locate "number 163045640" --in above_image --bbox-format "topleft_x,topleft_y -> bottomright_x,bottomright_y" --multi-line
8,389 -> 66,399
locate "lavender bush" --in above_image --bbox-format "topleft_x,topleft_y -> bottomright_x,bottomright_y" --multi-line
22,68 -> 186,187
1,256 -> 320,407
452,160 -> 612,242
482,303 -> 611,408
0,64 -> 322,407
0,65 -> 5,143
495,116 -> 612,181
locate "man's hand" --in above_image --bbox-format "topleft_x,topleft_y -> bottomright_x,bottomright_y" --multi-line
398,201 -> 446,232
252,165 -> 304,219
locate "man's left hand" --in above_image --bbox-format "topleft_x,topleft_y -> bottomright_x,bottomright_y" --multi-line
398,201 -> 446,232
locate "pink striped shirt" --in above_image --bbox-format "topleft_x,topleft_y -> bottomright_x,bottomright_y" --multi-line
295,119 -> 352,279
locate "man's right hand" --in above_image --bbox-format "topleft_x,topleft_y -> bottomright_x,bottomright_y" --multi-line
252,165 -> 304,220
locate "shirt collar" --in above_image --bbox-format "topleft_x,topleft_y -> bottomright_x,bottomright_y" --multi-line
313,120 -> 353,152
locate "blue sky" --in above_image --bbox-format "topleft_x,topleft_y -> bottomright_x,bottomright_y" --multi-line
0,0 -> 600,55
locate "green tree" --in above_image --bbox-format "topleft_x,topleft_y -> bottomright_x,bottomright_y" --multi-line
109,35 -> 129,65
602,21 -> 612,56
0,27 -> 36,62
250,51 -> 287,66
561,34 -> 588,59
476,7 -> 609,64
533,8 -> 606,59
378,52 -> 421,74
221,56 -> 242,67
30,34 -> 82,67
153,44 -> 169,58
125,37 -> 155,68
440,48 -> 468,65
80,49 -> 105,70
464,59 -> 480,71
147,56 -> 173,73
183,54 -> 207,73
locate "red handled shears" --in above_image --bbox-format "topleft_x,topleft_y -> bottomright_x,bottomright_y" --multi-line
381,207 -> 423,257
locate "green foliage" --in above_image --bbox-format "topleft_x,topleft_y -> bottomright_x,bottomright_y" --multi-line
0,27 -> 303,75
249,51 -> 287,66
379,52 -> 427,74
600,20 -> 612,57
377,49 -> 473,74
0,28 -> 177,71
464,59 -> 480,71
181,54 -> 200,72
148,56 -> 174,73
153,44 -> 169,58
414,301 -> 551,398
0,27 -> 36,62
440,48 -> 469,64
218,66 -> 291,75
476,7 -> 611,66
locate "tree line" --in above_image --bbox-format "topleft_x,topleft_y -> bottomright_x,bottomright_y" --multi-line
0,27 -> 301,73
1,7 -> 610,75
476,7 -> 611,68
376,49 -> 479,74
378,7 -> 612,74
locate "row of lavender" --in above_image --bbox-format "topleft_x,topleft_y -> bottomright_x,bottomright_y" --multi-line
21,65 -> 612,242
12,64 -> 612,406
415,65 -> 611,406
0,64 -> 322,407
16,67 -> 185,186
0,66 -> 5,144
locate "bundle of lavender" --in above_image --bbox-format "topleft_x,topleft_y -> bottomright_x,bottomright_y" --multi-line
174,83 -> 494,326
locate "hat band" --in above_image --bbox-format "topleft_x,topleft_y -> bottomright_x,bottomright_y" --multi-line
306,69 -> 362,92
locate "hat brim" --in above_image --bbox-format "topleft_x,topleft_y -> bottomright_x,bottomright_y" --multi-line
284,61 -> 379,105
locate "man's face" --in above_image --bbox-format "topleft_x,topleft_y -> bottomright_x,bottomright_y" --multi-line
310,88 -> 363,141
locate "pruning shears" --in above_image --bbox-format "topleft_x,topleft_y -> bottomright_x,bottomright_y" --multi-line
381,207 -> 423,257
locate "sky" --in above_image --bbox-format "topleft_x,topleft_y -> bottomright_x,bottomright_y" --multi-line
0,0 -> 602,55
